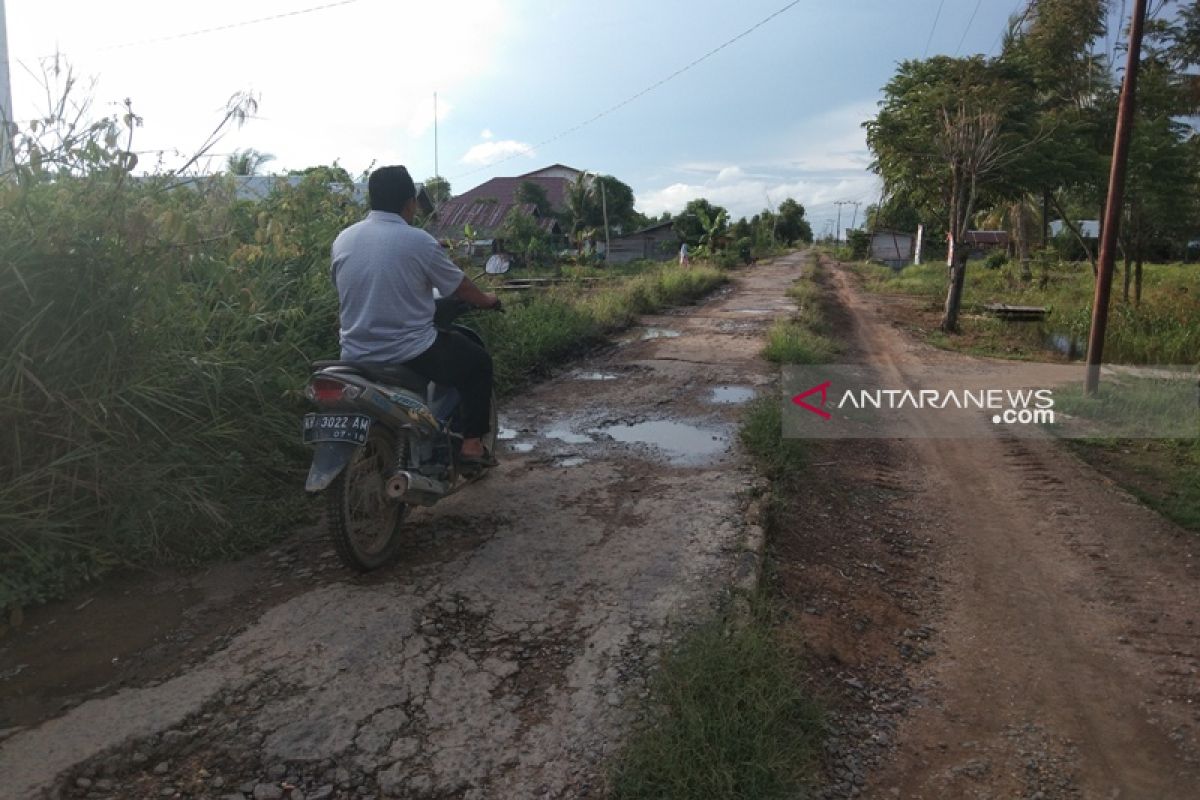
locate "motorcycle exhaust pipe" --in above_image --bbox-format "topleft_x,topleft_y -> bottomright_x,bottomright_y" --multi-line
386,471 -> 448,502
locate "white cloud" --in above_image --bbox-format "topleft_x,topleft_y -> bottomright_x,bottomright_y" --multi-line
635,100 -> 882,232
5,0 -> 511,176
460,139 -> 536,166
636,171 -> 880,230
481,128 -> 494,139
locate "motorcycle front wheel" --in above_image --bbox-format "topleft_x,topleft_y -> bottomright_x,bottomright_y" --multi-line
326,427 -> 408,571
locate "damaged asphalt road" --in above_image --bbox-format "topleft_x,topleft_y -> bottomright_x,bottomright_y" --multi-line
0,253 -> 807,799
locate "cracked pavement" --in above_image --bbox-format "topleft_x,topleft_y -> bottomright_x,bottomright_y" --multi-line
0,254 -> 807,799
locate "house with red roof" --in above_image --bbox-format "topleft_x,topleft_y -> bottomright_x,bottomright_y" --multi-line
427,165 -> 582,240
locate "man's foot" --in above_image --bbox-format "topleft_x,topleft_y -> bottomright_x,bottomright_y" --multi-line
460,438 -> 499,467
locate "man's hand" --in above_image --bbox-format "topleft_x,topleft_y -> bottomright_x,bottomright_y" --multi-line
453,276 -> 501,310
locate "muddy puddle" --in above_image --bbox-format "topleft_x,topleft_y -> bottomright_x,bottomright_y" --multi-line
571,371 -> 619,381
594,420 -> 729,465
545,425 -> 595,445
639,328 -> 681,340
708,386 -> 756,405
555,457 -> 587,467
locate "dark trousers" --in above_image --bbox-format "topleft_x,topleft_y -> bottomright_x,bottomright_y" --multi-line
403,331 -> 494,438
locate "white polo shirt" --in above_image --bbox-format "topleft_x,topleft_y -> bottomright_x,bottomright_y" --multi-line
331,211 -> 466,363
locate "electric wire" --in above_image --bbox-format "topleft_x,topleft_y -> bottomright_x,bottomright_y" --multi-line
924,0 -> 946,57
24,0 -> 359,60
449,0 -> 803,180
955,0 -> 986,56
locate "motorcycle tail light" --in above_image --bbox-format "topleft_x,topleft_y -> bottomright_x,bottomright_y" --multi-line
307,376 -> 358,404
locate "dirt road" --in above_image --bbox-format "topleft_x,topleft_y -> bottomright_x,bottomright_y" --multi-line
817,259 -> 1200,799
0,254 -> 806,799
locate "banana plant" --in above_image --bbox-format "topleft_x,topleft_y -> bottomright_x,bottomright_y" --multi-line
697,207 -> 728,251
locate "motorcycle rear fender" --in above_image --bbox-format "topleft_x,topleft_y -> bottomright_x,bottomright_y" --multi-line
305,441 -> 360,492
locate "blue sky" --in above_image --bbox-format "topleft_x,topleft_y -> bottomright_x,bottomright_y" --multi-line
5,0 -> 1133,234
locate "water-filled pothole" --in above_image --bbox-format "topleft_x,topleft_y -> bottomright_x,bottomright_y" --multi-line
545,426 -> 594,445
573,371 -> 620,381
555,456 -> 588,467
593,420 -> 729,465
708,386 -> 756,405
640,328 -> 681,340
507,441 -> 535,453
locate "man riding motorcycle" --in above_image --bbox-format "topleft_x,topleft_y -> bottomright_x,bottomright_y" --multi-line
330,165 -> 501,465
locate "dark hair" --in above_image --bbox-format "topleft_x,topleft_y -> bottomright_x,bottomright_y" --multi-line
368,165 -> 416,213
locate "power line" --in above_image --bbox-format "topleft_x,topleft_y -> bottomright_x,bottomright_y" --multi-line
955,0 -> 985,56
450,0 -> 803,180
24,0 -> 359,60
923,0 -> 946,57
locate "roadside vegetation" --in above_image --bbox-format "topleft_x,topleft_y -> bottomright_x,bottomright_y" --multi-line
609,601 -> 823,800
0,82 -> 727,609
763,256 -> 841,365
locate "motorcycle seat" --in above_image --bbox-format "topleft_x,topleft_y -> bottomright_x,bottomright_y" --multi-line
312,361 -> 431,395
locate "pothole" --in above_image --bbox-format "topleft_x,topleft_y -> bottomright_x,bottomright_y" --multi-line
639,328 -> 681,340
545,426 -> 595,445
592,420 -> 730,465
708,386 -> 756,405
507,442 -> 535,453
555,457 -> 588,467
572,371 -> 620,381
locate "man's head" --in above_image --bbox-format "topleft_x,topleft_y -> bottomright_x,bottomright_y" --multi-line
368,165 -> 417,221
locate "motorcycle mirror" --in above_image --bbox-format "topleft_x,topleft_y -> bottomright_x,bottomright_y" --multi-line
485,254 -> 512,275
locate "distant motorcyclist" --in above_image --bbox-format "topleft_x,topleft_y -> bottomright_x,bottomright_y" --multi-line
331,165 -> 500,464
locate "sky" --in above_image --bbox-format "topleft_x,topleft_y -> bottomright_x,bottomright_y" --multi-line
3,0 -> 1135,236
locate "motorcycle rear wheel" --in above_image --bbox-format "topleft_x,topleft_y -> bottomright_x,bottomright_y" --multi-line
327,428 -> 408,571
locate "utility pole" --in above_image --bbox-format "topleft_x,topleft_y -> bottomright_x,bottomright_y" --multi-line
834,200 -> 854,242
600,176 -> 610,260
849,201 -> 862,233
0,0 -> 14,177
1085,0 -> 1148,394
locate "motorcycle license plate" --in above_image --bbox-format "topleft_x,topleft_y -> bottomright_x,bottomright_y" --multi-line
302,413 -> 372,445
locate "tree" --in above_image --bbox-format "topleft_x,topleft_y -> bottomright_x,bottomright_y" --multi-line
226,148 -> 275,176
673,198 -> 728,246
866,56 -> 1040,331
499,208 -> 553,267
775,198 -> 813,244
424,176 -> 451,205
515,180 -> 552,217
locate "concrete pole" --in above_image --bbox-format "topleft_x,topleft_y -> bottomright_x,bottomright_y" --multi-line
1085,0 -> 1148,394
600,177 -> 609,259
0,0 -> 14,176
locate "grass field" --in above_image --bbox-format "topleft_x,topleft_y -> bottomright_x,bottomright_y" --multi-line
851,256 -> 1200,535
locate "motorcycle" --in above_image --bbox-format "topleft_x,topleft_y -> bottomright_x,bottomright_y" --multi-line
302,293 -> 503,572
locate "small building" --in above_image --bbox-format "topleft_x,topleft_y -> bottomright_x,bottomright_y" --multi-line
869,230 -> 915,268
947,230 -> 1010,265
517,163 -> 585,182
1049,219 -> 1100,240
606,220 -> 680,264
427,165 -> 585,240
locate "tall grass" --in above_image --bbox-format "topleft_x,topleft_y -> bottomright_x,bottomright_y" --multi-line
854,259 -> 1200,364
0,132 -> 726,608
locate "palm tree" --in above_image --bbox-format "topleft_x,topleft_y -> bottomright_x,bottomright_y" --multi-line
564,173 -> 594,248
226,148 -> 275,176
